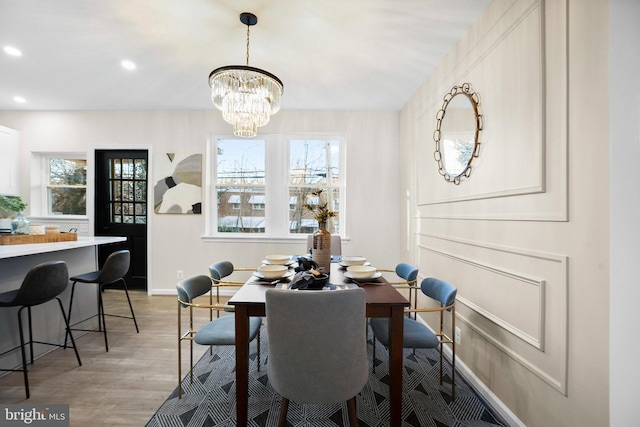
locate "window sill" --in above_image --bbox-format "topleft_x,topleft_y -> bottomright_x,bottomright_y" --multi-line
201,235 -> 348,244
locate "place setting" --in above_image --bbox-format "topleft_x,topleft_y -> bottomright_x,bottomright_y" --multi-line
249,255 -> 296,286
343,265 -> 384,285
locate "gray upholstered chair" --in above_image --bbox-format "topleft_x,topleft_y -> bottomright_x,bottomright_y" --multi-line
306,234 -> 342,256
177,274 -> 262,398
208,261 -> 255,318
0,261 -> 82,398
66,249 -> 138,352
266,288 -> 368,426
369,277 -> 457,398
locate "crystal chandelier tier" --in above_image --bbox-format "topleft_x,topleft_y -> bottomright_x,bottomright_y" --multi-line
209,13 -> 284,138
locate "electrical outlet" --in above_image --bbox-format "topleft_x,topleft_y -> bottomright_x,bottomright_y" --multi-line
177,270 -> 184,279
455,327 -> 461,344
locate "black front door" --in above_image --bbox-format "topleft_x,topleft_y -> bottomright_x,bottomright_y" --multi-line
95,150 -> 148,290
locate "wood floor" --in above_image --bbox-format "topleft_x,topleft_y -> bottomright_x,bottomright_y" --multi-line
0,289 -> 211,427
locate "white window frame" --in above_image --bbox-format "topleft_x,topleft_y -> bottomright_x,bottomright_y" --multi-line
31,152 -> 88,218
204,134 -> 345,242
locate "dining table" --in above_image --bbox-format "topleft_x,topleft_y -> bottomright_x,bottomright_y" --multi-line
228,261 -> 410,427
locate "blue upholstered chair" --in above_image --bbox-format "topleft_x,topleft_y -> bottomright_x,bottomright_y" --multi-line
379,263 -> 420,315
369,277 -> 457,398
0,261 -> 82,398
176,274 -> 262,398
371,263 -> 419,373
266,288 -> 368,427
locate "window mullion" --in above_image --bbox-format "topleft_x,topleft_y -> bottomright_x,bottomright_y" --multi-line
264,135 -> 289,236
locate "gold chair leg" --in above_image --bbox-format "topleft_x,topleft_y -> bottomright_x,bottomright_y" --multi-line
347,396 -> 358,426
278,397 -> 289,427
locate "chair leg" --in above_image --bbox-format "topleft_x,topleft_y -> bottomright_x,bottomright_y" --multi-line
64,281 -> 77,348
27,306 -> 34,364
372,334 -> 377,374
56,298 -> 82,367
257,328 -> 261,372
278,397 -> 289,427
98,286 -> 109,352
347,396 -> 358,426
17,306 -> 30,399
121,279 -> 139,333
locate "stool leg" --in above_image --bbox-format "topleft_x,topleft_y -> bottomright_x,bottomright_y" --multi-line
56,298 -> 82,366
121,279 -> 139,333
17,306 -> 30,399
27,306 -> 34,365
98,285 -> 109,352
64,281 -> 77,349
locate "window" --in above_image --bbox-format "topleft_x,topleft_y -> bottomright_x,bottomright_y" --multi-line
210,135 -> 343,238
288,139 -> 340,234
47,156 -> 87,215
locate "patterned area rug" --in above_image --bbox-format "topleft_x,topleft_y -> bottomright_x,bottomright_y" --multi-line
146,327 -> 508,426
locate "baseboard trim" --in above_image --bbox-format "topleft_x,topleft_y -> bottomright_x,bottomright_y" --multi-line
441,344 -> 525,427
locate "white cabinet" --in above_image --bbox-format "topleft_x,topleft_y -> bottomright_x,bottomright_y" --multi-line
0,126 -> 19,195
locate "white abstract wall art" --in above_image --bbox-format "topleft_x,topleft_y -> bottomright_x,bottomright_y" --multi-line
154,153 -> 202,214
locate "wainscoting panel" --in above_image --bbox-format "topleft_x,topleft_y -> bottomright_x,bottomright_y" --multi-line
418,233 -> 568,394
414,0 -> 568,222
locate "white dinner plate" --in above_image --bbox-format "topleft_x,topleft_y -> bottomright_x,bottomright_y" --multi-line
339,261 -> 371,268
343,271 -> 382,281
262,259 -> 296,266
252,269 -> 294,280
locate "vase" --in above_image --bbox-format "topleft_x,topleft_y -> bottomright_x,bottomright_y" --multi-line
311,221 -> 331,273
11,212 -> 30,235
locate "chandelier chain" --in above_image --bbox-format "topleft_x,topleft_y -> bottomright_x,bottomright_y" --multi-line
245,24 -> 250,66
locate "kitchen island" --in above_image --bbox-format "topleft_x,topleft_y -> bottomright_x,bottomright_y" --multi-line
0,236 -> 126,371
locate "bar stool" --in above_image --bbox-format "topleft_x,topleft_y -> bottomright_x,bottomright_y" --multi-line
66,249 -> 138,352
0,260 -> 82,398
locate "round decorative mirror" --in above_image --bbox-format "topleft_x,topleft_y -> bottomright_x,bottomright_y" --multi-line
433,83 -> 482,184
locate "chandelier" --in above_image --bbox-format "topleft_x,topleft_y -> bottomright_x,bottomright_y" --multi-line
208,12 -> 284,138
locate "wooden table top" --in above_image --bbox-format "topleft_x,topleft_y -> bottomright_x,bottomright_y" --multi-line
228,262 -> 409,308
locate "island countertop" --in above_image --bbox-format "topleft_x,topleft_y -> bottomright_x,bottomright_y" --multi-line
0,235 -> 126,259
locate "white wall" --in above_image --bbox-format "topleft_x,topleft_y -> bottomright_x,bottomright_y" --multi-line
0,109 -> 401,293
400,0 -> 610,425
609,0 -> 640,425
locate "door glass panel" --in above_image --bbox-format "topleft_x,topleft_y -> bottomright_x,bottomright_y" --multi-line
109,157 -> 147,225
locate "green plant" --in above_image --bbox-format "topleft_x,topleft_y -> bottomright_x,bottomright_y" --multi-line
0,195 -> 27,218
304,189 -> 337,223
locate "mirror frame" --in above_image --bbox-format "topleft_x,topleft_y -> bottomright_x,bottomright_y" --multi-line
433,83 -> 483,184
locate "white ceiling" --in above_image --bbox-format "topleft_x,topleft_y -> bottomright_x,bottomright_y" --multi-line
0,0 -> 490,111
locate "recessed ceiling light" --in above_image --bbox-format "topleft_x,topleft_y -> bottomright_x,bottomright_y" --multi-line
121,60 -> 136,70
13,96 -> 26,104
3,46 -> 22,57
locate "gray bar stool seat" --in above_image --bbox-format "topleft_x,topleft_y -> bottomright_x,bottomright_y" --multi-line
66,249 -> 138,352
0,261 -> 82,399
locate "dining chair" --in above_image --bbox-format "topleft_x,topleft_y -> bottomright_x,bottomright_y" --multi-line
208,261 -> 256,318
372,263 -> 419,373
65,249 -> 138,352
379,263 -> 420,316
266,288 -> 368,427
0,261 -> 82,398
306,234 -> 342,256
369,277 -> 457,398
176,274 -> 262,398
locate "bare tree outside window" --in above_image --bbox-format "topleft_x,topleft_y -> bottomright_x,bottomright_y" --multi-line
289,140 -> 340,234
216,140 -> 266,233
212,136 -> 342,236
48,158 -> 87,215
